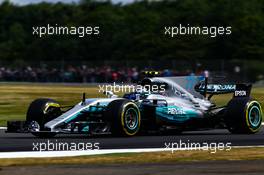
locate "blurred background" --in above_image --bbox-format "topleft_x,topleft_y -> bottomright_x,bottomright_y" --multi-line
0,0 -> 263,84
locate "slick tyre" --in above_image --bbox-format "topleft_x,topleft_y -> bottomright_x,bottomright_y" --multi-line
107,99 -> 141,136
26,98 -> 61,138
225,97 -> 263,134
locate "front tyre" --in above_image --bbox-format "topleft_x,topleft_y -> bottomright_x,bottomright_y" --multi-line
107,99 -> 141,136
225,98 -> 263,134
26,98 -> 61,138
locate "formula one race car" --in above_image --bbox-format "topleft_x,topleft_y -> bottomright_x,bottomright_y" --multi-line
6,73 -> 263,137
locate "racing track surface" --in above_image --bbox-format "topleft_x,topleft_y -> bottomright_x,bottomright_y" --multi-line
1,128 -> 264,152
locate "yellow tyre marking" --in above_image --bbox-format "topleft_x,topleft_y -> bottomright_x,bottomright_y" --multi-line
120,102 -> 141,136
44,102 -> 60,114
245,101 -> 263,132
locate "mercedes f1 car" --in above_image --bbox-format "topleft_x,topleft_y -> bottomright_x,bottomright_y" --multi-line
6,74 -> 263,137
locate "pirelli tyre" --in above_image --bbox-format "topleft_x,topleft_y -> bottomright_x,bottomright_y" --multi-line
26,98 -> 61,138
225,97 -> 263,134
107,99 -> 141,136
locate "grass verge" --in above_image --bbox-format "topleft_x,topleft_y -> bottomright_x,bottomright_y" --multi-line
0,83 -> 102,126
1,148 -> 264,167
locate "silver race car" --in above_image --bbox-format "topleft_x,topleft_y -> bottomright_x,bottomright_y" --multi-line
6,73 -> 263,137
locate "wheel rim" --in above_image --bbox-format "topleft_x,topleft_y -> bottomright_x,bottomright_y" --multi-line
249,106 -> 261,128
124,108 -> 138,130
29,121 -> 40,132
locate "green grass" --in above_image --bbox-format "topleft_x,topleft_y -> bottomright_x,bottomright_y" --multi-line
1,148 -> 264,166
0,83 -> 263,126
0,83 -> 103,126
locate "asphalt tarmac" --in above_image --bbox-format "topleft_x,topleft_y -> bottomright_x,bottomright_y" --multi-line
1,128 -> 264,152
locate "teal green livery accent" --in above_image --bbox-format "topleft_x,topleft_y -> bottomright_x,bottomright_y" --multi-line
156,106 -> 201,123
82,126 -> 89,132
64,105 -> 107,123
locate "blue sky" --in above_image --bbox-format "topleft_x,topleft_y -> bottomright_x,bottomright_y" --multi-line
0,0 -> 135,5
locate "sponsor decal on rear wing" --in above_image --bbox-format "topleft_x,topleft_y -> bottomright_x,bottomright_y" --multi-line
195,84 -> 236,94
233,84 -> 252,97
195,83 -> 252,97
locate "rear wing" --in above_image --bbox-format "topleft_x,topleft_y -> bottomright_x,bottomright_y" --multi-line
195,83 -> 252,98
233,84 -> 252,98
195,83 -> 236,94
141,75 -> 252,99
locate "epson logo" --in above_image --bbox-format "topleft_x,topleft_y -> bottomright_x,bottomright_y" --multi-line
235,90 -> 247,97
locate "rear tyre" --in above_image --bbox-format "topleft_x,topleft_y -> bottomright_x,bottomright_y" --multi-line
107,99 -> 141,136
26,98 -> 61,138
225,97 -> 263,134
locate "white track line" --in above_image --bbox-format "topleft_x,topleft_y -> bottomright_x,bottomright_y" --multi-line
0,124 -> 263,158
1,146 -> 264,159
0,148 -> 166,159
